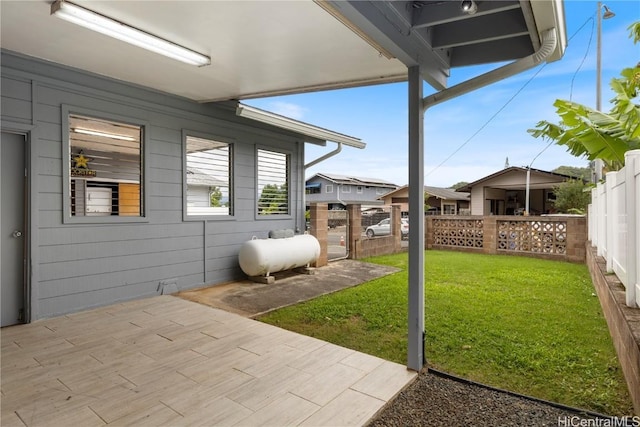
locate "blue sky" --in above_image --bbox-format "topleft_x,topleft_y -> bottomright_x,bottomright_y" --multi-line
246,0 -> 640,188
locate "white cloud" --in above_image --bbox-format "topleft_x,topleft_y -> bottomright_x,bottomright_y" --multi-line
267,101 -> 308,120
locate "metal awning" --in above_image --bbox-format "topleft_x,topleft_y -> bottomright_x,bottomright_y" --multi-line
0,1 -> 565,101
236,104 -> 365,148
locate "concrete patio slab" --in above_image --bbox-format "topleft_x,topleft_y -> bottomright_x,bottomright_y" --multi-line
1,296 -> 416,426
177,259 -> 400,318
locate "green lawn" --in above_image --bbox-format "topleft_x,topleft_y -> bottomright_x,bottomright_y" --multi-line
258,250 -> 633,415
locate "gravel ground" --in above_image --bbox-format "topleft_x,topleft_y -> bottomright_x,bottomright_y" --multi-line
367,371 -> 605,427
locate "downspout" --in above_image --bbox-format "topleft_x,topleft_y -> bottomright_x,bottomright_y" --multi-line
407,28 -> 557,372
303,141 -> 350,258
304,142 -> 342,169
422,29 -> 557,110
303,141 -> 342,231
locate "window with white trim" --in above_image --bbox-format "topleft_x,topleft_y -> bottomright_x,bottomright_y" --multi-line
342,185 -> 351,193
68,114 -> 143,217
443,203 -> 456,215
185,136 -> 232,216
257,148 -> 289,215
326,184 -> 333,193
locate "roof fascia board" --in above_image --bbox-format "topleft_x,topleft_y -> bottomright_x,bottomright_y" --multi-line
236,104 -> 365,148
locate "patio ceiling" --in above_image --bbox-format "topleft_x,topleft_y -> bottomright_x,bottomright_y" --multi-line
0,1 -> 565,102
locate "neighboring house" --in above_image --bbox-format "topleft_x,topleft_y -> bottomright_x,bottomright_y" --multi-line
379,185 -> 470,215
305,173 -> 398,210
458,167 -> 579,216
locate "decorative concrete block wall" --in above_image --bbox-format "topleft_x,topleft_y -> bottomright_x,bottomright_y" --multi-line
426,215 -> 587,263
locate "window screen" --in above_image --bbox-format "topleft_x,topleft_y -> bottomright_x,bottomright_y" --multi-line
257,149 -> 289,215
69,114 -> 143,217
185,136 -> 232,216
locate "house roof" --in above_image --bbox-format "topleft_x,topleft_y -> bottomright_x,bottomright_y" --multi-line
0,1 -> 566,102
307,173 -> 398,188
458,166 -> 579,192
379,185 -> 469,201
424,186 -> 470,201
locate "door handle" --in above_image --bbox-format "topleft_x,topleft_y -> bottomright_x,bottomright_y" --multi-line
12,230 -> 22,238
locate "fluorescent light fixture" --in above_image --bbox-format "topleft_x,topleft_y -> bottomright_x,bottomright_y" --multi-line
51,0 -> 210,66
73,128 -> 136,141
236,104 -> 365,149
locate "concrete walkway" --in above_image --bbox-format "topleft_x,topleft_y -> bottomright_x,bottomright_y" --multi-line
178,260 -> 400,318
1,296 -> 415,426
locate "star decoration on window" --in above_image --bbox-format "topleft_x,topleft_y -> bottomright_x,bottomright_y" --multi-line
73,153 -> 91,169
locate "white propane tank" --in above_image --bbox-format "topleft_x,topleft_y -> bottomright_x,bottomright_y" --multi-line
238,234 -> 321,277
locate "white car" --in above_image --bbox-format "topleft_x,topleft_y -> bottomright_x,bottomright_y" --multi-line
365,218 -> 409,238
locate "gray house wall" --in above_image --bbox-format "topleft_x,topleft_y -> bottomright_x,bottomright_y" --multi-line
306,176 -> 391,205
1,52 -> 306,320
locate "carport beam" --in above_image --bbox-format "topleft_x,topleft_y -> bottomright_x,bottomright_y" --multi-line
406,29 -> 557,371
407,65 -> 425,371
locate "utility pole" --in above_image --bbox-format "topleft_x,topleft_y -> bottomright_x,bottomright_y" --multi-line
594,2 -> 615,182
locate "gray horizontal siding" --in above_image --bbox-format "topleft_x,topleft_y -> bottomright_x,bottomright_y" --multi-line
2,51 -> 305,319
39,223 -> 203,245
2,97 -> 31,123
39,248 -> 204,284
38,271 -> 204,318
1,75 -> 32,100
39,235 -> 201,264
1,75 -> 32,123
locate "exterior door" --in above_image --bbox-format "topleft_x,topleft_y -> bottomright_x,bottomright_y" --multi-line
1,132 -> 26,326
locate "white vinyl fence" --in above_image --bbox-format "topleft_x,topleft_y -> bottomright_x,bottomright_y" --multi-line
588,149 -> 640,308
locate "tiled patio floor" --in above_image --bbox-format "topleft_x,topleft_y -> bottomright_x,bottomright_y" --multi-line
1,296 -> 416,426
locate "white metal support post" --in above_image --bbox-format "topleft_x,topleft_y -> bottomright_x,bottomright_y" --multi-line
407,65 -> 425,371
404,28 -> 556,372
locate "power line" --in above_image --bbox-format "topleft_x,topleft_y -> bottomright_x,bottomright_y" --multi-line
569,16 -> 595,101
532,14 -> 596,165
425,14 -> 598,178
425,63 -> 547,178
